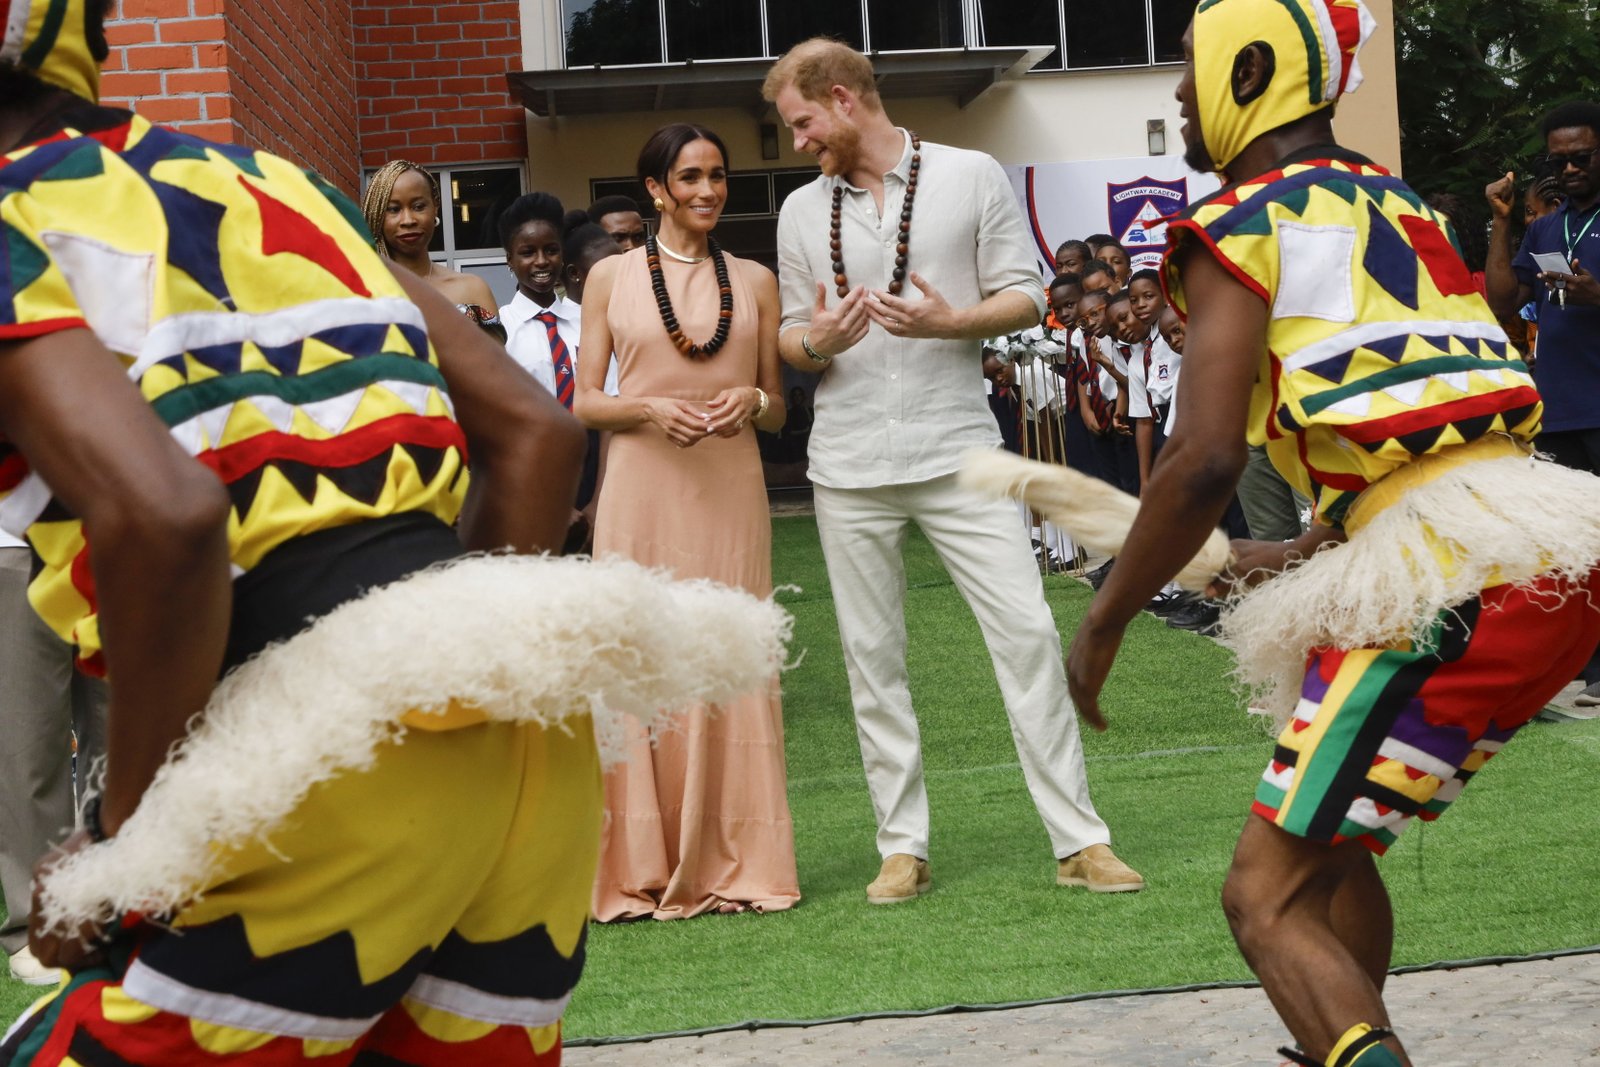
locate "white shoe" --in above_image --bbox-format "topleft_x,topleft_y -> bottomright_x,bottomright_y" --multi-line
8,945 -> 61,987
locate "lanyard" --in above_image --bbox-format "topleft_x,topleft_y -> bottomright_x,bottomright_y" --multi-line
1565,204 -> 1600,262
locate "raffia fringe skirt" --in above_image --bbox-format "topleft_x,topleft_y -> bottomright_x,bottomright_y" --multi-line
1222,436 -> 1600,729
36,554 -> 791,934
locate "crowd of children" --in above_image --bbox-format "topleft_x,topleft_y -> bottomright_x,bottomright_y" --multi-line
984,234 -> 1228,630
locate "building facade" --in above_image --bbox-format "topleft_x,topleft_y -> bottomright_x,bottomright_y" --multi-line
101,0 -> 1399,304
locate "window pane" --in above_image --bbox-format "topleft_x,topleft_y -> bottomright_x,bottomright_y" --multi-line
590,178 -> 653,217
766,0 -> 864,56
723,173 -> 772,217
666,0 -> 762,61
1151,0 -> 1191,63
564,0 -> 663,66
450,168 -> 523,252
869,0 -> 964,50
976,0 -> 1061,71
1064,0 -> 1149,68
774,169 -> 819,207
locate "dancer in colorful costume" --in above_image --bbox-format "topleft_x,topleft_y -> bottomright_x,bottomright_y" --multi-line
0,3 -> 789,1063
1062,1 -> 1600,1064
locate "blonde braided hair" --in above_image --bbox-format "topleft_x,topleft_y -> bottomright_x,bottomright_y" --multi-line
361,160 -> 441,258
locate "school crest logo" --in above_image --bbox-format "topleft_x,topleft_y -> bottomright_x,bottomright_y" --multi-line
1107,177 -> 1190,270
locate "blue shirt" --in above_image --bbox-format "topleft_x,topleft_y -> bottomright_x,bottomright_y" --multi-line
1514,198 -> 1600,432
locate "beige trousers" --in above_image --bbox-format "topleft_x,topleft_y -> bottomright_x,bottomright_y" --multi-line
813,473 -> 1110,861
0,547 -> 107,954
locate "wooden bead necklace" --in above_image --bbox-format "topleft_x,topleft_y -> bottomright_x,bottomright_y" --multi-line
830,133 -> 921,298
646,233 -> 733,359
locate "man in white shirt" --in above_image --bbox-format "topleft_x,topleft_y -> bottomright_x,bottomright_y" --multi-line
0,533 -> 106,986
764,38 -> 1142,904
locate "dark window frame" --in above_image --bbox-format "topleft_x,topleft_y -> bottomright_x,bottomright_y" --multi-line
560,0 -> 1190,71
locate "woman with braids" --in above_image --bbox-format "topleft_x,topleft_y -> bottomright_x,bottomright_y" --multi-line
362,160 -> 506,341
575,123 -> 797,922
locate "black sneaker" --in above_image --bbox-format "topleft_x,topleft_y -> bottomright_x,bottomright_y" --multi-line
1085,558 -> 1115,589
1144,590 -> 1191,617
1166,599 -> 1220,632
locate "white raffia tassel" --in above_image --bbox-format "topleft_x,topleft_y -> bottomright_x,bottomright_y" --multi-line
37,554 -> 791,934
959,448 -> 1232,591
1222,452 -> 1600,728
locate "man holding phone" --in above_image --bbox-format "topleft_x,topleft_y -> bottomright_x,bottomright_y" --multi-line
1486,102 -> 1600,471
1485,101 -> 1600,705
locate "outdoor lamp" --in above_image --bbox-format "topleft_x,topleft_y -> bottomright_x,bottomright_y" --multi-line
1147,119 -> 1167,156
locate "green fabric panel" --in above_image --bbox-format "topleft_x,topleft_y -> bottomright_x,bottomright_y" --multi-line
150,353 -> 447,428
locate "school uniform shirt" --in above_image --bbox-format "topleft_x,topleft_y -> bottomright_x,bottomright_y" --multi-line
1128,326 -> 1182,428
1092,335 -> 1123,402
500,292 -> 619,398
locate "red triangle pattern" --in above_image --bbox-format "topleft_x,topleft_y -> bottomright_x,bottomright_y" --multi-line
237,175 -> 372,299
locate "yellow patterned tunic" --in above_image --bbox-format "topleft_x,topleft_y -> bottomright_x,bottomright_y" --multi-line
0,108 -> 466,672
1164,152 -> 1542,528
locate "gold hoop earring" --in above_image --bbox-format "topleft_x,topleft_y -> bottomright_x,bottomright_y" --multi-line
653,198 -> 665,212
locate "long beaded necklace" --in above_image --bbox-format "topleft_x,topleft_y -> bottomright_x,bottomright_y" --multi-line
646,233 -> 733,359
830,133 -> 921,298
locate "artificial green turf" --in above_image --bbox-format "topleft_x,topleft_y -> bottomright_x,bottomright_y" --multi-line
3,515 -> 1598,1038
563,516 -> 1600,1040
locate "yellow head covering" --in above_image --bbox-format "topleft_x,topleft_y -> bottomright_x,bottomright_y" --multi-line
1193,0 -> 1376,173
1,0 -> 102,102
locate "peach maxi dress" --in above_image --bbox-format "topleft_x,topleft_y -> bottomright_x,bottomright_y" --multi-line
591,245 -> 800,921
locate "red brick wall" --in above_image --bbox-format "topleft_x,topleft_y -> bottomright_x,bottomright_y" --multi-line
99,0 -> 525,193
101,0 -> 234,144
353,0 -> 527,170
222,0 -> 359,193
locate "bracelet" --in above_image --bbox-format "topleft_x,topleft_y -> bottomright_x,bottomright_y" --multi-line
753,387 -> 770,421
83,794 -> 109,843
801,332 -> 832,366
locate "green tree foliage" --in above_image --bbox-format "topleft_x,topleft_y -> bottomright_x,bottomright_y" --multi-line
1397,0 -> 1600,205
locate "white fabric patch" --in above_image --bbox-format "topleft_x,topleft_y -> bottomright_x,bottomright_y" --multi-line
134,297 -> 427,378
1377,737 -> 1458,782
406,975 -> 571,1028
0,472 -> 52,539
1280,319 -> 1507,374
1307,0 -> 1343,103
40,231 -> 155,357
123,960 -> 380,1040
1272,222 -> 1357,324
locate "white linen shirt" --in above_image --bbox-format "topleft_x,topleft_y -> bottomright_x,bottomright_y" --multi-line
500,291 -> 619,397
777,132 -> 1047,489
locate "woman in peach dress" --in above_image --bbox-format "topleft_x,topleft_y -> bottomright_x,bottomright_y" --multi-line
574,123 -> 798,921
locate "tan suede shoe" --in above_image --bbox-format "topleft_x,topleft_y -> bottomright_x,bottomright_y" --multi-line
8,946 -> 60,987
866,853 -> 931,904
1057,844 -> 1144,893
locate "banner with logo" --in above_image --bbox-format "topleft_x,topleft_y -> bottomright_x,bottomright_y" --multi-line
1004,156 -> 1221,277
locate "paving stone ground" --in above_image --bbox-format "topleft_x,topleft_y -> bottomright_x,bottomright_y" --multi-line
566,952 -> 1600,1066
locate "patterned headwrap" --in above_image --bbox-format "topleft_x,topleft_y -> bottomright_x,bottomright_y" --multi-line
0,0 -> 102,101
1193,0 -> 1377,173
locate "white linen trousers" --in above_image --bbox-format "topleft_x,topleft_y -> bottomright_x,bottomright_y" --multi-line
813,472 -> 1111,861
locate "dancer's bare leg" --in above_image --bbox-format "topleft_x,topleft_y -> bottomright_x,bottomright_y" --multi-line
1221,817 -> 1410,1064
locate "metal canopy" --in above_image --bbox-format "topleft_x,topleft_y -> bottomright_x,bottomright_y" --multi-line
506,46 -> 1052,120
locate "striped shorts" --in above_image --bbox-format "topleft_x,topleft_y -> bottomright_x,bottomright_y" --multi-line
2,718 -> 602,1066
1253,571 -> 1600,854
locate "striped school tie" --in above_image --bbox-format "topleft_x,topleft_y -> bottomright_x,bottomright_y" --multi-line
535,310 -> 575,410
